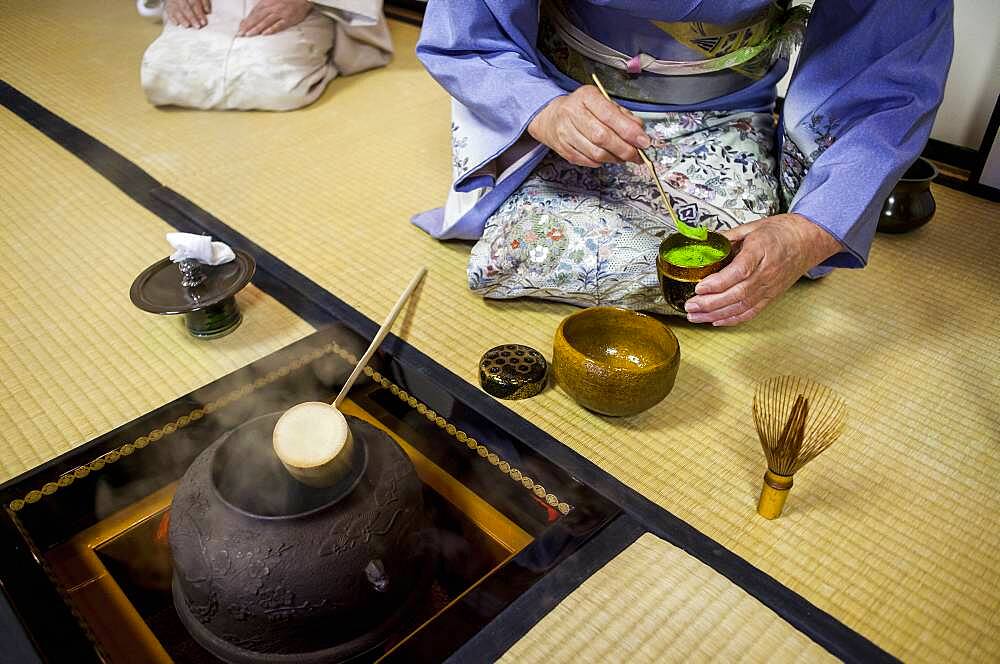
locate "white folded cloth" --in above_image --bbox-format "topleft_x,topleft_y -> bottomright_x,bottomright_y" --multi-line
166,232 -> 236,265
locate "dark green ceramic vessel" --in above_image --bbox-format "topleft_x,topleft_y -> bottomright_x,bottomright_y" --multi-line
130,250 -> 255,339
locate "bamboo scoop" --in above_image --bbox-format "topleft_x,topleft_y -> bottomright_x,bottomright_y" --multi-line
273,267 -> 428,487
590,73 -> 708,241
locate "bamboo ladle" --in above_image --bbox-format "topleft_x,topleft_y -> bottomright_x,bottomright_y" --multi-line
273,268 -> 428,487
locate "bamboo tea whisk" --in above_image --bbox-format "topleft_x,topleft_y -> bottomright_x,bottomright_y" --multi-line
753,376 -> 847,519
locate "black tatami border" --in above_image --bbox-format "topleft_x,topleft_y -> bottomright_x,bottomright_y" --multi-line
1,80 -> 896,663
448,514 -> 646,664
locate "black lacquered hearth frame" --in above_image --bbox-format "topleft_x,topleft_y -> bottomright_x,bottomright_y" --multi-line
0,324 -> 622,663
1,77 -> 897,664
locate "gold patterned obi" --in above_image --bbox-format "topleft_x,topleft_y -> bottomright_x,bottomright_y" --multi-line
538,0 -> 808,105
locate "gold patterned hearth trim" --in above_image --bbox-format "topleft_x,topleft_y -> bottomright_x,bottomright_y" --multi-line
362,366 -> 572,516
8,340 -> 573,515
5,507 -> 114,661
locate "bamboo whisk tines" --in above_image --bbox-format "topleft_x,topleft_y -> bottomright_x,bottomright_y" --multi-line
771,394 -> 809,475
753,376 -> 847,519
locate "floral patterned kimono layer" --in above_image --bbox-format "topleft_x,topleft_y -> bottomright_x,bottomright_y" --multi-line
412,0 -> 953,311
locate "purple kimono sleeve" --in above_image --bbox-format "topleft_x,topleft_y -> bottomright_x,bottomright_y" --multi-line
416,0 -> 566,193
780,0 -> 953,269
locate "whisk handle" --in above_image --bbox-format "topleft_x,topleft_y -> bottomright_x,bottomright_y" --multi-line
757,470 -> 794,519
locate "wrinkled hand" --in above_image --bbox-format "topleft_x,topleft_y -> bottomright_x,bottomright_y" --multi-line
528,86 -> 651,168
238,0 -> 312,37
684,213 -> 842,326
166,0 -> 211,28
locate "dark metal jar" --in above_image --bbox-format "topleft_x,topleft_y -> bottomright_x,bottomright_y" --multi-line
877,157 -> 939,234
169,412 -> 433,663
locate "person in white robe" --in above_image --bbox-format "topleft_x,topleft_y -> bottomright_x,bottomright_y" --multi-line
141,0 -> 392,111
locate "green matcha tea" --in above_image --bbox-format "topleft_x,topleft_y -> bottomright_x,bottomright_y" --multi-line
661,243 -> 727,268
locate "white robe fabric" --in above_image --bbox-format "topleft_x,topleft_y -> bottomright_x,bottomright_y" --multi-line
141,0 -> 392,111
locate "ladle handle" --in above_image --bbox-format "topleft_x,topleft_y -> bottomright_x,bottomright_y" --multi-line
333,267 -> 427,409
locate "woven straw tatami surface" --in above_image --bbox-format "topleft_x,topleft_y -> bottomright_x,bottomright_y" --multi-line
2,1 -> 999,660
501,533 -> 834,663
0,108 -> 314,484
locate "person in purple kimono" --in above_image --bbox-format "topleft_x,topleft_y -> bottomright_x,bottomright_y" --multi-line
412,1 -> 953,325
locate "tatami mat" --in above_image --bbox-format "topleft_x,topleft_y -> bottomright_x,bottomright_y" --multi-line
2,1 -> 999,661
501,533 -> 834,663
0,108 -> 314,483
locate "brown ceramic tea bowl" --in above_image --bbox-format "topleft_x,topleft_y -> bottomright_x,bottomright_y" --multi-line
552,307 -> 680,417
656,231 -> 732,314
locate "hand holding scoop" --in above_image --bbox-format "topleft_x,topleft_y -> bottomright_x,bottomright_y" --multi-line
590,73 -> 708,242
